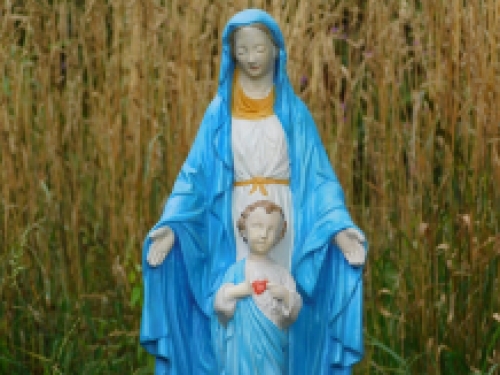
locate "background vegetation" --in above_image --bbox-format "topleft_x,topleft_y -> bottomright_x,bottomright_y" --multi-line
1,0 -> 499,373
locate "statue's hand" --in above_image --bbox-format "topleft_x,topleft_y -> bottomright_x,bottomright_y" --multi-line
334,228 -> 366,266
226,280 -> 253,300
267,283 -> 290,303
147,226 -> 175,267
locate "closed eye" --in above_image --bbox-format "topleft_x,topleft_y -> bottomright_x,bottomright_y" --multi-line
236,47 -> 247,55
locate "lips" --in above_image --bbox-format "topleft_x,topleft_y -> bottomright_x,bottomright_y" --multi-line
252,280 -> 268,295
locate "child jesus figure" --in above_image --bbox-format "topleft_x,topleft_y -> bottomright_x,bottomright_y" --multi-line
213,200 -> 303,375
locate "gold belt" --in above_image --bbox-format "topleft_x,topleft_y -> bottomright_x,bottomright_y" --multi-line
234,177 -> 289,196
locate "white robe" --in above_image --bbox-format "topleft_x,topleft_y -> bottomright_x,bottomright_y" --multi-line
231,115 -> 294,270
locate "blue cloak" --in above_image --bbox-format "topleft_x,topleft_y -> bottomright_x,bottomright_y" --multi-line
140,9 -> 365,375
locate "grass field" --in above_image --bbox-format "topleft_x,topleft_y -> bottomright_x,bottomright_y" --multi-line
1,0 -> 499,374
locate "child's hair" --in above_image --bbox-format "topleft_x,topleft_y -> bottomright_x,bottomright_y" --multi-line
237,200 -> 287,243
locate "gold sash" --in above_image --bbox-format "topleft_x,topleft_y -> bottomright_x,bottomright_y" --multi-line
234,177 -> 289,196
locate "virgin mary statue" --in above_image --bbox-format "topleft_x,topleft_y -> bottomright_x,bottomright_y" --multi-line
140,8 -> 367,375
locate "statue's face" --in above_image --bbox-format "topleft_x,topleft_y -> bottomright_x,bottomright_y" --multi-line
233,26 -> 276,79
244,207 -> 283,256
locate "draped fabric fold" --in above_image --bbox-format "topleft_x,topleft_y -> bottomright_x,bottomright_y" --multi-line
140,8 -> 366,374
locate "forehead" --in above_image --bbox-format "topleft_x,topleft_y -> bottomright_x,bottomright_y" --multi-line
246,206 -> 282,223
233,26 -> 272,46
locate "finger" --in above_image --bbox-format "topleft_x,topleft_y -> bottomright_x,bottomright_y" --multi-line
343,246 -> 358,265
157,256 -> 165,266
350,255 -> 361,266
356,243 -> 366,262
349,247 -> 359,261
147,251 -> 155,265
150,253 -> 160,267
148,249 -> 164,267
147,256 -> 157,267
268,284 -> 281,291
350,246 -> 365,266
147,253 -> 156,266
346,228 -> 366,244
149,227 -> 164,239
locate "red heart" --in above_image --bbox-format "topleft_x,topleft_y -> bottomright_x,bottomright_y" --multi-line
252,280 -> 268,295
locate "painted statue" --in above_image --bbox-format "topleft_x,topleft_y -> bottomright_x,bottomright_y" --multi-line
213,200 -> 302,375
141,8 -> 367,375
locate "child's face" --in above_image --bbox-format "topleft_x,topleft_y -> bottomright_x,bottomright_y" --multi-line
244,207 -> 283,256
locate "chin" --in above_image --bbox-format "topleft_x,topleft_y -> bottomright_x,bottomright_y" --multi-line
253,247 -> 268,254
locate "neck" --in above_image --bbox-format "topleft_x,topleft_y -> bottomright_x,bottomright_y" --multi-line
247,253 -> 272,263
237,69 -> 274,99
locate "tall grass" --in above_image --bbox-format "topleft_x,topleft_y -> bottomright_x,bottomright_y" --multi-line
1,0 -> 499,373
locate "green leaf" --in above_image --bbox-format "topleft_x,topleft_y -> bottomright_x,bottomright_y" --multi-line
131,286 -> 141,308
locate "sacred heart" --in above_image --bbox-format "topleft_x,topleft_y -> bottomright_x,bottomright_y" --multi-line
251,280 -> 268,295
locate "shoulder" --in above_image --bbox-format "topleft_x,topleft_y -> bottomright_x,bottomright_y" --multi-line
223,259 -> 245,282
193,96 -> 226,140
285,94 -> 323,146
199,97 -> 223,126
285,92 -> 311,119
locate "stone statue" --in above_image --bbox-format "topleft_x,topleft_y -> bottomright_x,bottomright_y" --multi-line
141,8 -> 367,375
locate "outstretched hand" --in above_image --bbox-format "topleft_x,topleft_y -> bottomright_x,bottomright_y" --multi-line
147,226 -> 175,267
334,228 -> 366,266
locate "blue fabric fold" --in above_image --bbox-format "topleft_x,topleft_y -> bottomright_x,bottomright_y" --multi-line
140,8 -> 366,374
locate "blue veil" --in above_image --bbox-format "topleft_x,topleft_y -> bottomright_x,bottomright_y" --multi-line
140,9 -> 366,375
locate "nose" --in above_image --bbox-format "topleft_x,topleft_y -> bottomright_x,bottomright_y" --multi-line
258,226 -> 267,239
248,50 -> 257,64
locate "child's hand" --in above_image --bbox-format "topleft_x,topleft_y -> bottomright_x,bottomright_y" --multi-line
266,283 -> 289,303
241,278 -> 253,296
226,280 -> 253,299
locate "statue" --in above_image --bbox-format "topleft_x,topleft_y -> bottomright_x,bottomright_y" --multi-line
141,8 -> 367,375
213,200 -> 302,374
